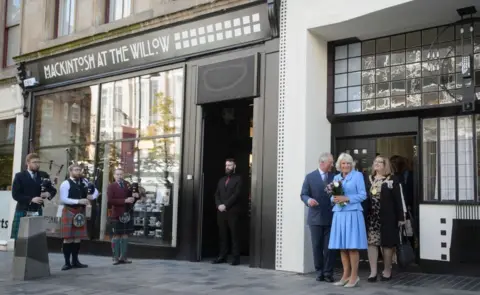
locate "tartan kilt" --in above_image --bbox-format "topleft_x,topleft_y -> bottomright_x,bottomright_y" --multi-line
110,216 -> 134,235
10,209 -> 43,240
60,206 -> 87,239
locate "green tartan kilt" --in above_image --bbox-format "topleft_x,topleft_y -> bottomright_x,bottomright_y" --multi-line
10,209 -> 43,240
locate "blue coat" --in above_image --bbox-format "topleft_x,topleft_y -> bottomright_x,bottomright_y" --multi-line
331,170 -> 367,212
301,170 -> 334,225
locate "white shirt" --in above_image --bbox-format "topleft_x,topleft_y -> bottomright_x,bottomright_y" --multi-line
59,178 -> 99,205
318,168 -> 328,182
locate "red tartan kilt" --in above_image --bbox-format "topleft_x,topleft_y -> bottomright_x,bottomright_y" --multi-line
60,206 -> 87,239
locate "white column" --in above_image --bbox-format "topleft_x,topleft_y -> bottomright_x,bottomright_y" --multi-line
7,108 -> 25,251
275,0 -> 330,273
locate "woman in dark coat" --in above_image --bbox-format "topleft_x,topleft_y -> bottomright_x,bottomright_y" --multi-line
365,155 -> 405,282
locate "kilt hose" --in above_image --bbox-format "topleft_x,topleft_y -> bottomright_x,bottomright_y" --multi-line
60,206 -> 87,240
10,209 -> 43,240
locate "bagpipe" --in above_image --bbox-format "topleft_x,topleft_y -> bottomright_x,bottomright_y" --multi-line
40,160 -> 65,201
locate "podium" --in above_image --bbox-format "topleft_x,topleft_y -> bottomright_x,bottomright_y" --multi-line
12,216 -> 50,280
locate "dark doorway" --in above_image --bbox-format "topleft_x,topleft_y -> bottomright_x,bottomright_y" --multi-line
200,98 -> 253,262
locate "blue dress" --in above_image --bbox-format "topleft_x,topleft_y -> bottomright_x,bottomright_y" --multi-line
328,170 -> 368,250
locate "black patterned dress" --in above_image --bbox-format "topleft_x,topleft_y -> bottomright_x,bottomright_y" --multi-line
367,176 -> 386,246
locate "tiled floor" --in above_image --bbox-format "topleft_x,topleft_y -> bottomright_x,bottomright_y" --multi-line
1,252 -> 479,295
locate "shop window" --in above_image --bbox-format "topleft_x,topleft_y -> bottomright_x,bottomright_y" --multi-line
56,0 -> 76,37
0,119 -> 15,190
422,115 -> 477,202
108,0 -> 132,22
333,25 -> 480,114
35,86 -> 98,147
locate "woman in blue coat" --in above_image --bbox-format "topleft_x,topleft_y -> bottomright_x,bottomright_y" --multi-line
329,152 -> 367,288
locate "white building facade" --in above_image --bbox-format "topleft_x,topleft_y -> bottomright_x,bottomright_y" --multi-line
276,0 -> 480,275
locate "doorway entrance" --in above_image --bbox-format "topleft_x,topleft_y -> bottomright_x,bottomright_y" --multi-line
200,99 -> 253,262
335,134 -> 419,262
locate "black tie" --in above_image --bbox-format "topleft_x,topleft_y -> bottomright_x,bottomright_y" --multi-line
119,182 -> 124,188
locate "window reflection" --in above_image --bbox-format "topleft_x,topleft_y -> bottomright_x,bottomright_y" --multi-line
35,86 -> 98,147
422,118 -> 438,201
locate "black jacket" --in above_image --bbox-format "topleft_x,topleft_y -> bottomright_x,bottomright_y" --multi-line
214,174 -> 242,211
12,170 -> 57,211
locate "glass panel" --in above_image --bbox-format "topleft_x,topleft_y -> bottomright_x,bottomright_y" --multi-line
376,97 -> 390,110
406,78 -> 421,94
457,116 -> 474,201
422,118 -> 438,200
35,86 -> 98,147
335,45 -> 347,60
334,88 -> 347,102
438,42 -> 455,59
348,72 -> 361,86
362,56 -> 375,70
362,40 -> 375,55
347,86 -> 361,101
6,0 -> 21,26
440,74 -> 455,90
391,80 -> 406,96
376,68 -> 390,83
348,101 -> 361,113
406,31 -> 421,48
110,0 -> 132,21
58,0 -> 76,37
476,115 -> 480,200
6,25 -> 20,67
335,74 -> 347,88
376,54 -> 390,68
406,63 -> 421,78
422,92 -> 438,105
406,94 -> 421,107
99,78 -> 140,141
474,53 -> 480,70
139,69 -> 184,137
361,99 -> 375,111
391,34 -> 405,50
376,82 -> 390,98
391,51 -> 405,65
423,45 -> 438,61
391,95 -> 406,108
348,57 -> 361,72
348,43 -> 361,57
391,65 -> 406,80
376,37 -> 390,53
439,90 -> 456,104
422,61 -> 440,76
0,119 -> 15,190
457,38 -> 473,56
406,48 -> 422,63
362,84 -> 375,99
39,145 -> 96,237
335,60 -> 348,73
422,28 -> 437,45
334,102 -> 347,114
438,26 -> 454,43
422,76 -> 439,92
362,70 -> 375,84
439,117 -> 456,201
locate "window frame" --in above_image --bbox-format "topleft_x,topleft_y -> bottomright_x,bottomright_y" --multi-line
55,0 -> 76,38
106,0 -> 132,23
3,0 -> 21,68
420,115 -> 479,204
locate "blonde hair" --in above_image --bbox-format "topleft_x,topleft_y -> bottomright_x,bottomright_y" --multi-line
335,153 -> 355,171
371,155 -> 393,176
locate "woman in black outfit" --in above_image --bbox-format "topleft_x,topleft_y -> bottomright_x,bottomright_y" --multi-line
366,155 -> 405,282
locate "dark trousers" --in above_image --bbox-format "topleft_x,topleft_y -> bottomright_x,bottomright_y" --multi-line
309,225 -> 334,277
217,211 -> 240,258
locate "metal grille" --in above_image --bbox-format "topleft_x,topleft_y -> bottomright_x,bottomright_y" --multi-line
275,0 -> 287,270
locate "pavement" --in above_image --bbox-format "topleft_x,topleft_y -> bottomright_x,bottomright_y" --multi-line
1,252 -> 480,295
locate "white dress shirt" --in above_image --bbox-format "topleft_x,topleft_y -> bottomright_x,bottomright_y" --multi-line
59,178 -> 99,205
318,168 -> 328,182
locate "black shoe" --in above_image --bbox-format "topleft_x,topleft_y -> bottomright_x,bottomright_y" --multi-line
120,259 -> 132,264
61,264 -> 72,271
212,257 -> 227,264
230,258 -> 240,266
368,275 -> 378,282
113,259 -> 121,265
324,276 -> 335,283
381,274 -> 392,281
316,275 -> 325,282
72,261 -> 88,268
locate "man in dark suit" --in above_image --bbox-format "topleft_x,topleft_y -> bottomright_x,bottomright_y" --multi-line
11,153 -> 57,240
301,152 -> 335,282
212,158 -> 243,266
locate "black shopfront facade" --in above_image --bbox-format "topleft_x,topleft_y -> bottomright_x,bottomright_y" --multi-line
328,20 -> 480,275
20,2 -> 280,269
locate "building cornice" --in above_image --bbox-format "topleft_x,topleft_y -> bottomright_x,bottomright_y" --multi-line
14,0 -> 262,63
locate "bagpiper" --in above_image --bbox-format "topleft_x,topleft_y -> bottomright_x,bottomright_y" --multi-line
11,153 -> 57,240
59,163 -> 99,271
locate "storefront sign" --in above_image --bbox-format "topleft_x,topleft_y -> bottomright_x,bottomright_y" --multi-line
28,4 -> 270,85
0,191 -> 12,244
